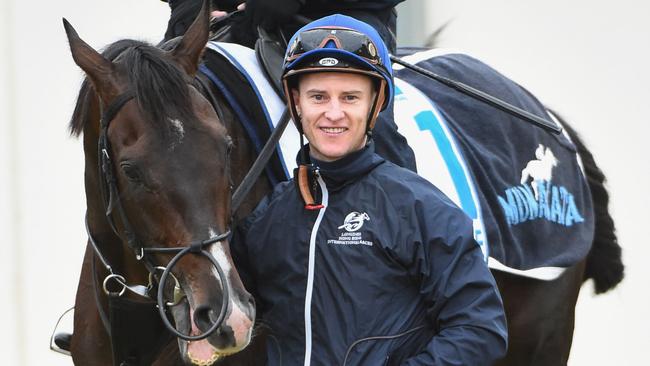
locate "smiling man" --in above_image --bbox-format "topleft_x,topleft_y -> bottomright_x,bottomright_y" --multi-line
232,14 -> 508,365
292,72 -> 374,161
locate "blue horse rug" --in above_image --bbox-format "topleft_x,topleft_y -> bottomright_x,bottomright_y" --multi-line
203,42 -> 595,280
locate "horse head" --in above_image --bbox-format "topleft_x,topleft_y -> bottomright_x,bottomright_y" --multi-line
64,1 -> 254,364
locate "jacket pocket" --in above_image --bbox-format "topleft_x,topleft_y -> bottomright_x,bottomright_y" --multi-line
342,325 -> 427,366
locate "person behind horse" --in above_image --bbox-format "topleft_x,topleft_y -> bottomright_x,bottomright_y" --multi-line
162,0 -> 402,53
163,0 -> 417,173
231,14 -> 508,365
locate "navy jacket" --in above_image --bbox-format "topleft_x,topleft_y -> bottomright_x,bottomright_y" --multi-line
232,143 -> 507,365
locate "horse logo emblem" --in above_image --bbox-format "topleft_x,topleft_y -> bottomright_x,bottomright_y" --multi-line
520,144 -> 558,199
498,143 -> 583,227
338,212 -> 370,232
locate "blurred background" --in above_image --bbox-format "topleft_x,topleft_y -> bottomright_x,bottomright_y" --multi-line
1,0 -> 647,364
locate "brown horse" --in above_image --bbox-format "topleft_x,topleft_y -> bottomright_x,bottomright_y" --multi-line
63,2 -> 267,365
62,2 -> 623,365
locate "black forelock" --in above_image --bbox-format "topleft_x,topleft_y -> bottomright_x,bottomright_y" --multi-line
69,39 -> 197,139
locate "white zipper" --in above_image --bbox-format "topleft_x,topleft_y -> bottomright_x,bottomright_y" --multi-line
303,175 -> 328,366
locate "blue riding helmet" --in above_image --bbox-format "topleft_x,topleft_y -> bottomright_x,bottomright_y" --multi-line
282,14 -> 394,131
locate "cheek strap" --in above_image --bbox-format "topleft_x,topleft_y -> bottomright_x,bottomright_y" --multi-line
283,78 -> 303,134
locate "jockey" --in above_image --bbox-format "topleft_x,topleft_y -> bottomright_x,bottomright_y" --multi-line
243,0 -> 403,53
162,0 -> 403,52
231,14 -> 508,365
163,0 -> 417,172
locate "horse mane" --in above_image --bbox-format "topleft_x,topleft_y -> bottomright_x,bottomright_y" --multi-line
69,39 -> 196,139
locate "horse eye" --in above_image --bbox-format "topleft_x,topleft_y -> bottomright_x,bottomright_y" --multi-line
120,162 -> 142,183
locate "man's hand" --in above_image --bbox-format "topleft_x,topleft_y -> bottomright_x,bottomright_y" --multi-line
244,0 -> 303,30
211,2 -> 245,19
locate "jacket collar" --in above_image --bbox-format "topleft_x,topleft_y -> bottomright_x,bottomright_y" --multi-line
307,140 -> 385,191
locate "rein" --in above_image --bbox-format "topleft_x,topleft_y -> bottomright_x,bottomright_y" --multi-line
195,65 -> 292,213
231,108 -> 291,211
389,56 -> 561,134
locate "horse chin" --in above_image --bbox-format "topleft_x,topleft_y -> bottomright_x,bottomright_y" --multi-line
170,298 -> 241,366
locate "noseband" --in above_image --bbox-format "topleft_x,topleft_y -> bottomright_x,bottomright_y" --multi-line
89,90 -> 231,341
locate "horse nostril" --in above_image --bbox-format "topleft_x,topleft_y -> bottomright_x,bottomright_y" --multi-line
193,304 -> 218,333
194,304 -> 236,347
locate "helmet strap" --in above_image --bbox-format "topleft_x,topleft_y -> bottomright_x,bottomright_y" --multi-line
299,133 -> 309,164
367,79 -> 387,132
283,77 -> 304,133
293,114 -> 323,210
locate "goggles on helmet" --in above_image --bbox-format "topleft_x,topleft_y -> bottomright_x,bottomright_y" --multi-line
285,27 -> 383,68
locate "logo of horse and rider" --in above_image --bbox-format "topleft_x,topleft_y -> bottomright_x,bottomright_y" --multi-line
498,144 -> 584,227
328,212 -> 373,246
338,212 -> 370,232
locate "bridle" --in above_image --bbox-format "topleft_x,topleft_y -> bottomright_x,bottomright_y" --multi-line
86,39 -> 293,344
89,88 -> 231,341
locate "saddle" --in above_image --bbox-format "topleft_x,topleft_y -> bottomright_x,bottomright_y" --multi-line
209,9 -> 287,99
254,27 -> 288,100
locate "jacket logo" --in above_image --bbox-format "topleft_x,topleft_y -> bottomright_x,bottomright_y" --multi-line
328,211 -> 373,247
338,212 -> 369,232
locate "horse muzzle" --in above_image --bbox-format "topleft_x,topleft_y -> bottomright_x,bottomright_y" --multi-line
171,295 -> 254,366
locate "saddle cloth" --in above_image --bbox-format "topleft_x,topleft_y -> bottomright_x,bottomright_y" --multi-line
203,42 -> 300,185
205,42 -> 595,280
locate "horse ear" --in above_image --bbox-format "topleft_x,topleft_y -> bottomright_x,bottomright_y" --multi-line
62,18 -> 118,101
170,0 -> 209,76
